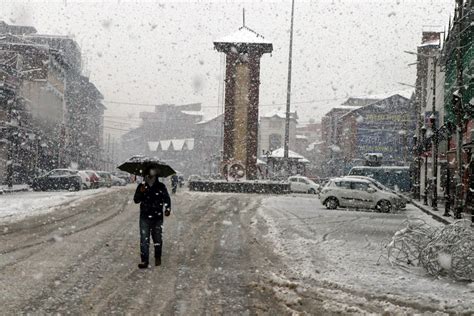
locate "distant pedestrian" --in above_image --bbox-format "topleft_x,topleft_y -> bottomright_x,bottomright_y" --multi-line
133,168 -> 171,269
171,174 -> 178,194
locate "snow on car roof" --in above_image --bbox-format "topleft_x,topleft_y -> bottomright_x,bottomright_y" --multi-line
351,166 -> 409,170
331,177 -> 372,183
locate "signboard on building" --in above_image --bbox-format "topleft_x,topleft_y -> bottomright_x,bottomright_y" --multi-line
355,95 -> 415,162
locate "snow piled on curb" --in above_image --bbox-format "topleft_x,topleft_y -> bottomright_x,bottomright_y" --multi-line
0,188 -> 119,223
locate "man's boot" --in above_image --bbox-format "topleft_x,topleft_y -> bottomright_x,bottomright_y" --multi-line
138,258 -> 148,269
138,262 -> 149,269
155,257 -> 161,266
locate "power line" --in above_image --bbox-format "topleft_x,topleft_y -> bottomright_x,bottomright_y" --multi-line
103,115 -> 141,120
102,96 -> 349,108
103,126 -> 132,132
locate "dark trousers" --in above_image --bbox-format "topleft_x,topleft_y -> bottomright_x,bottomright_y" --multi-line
139,216 -> 163,263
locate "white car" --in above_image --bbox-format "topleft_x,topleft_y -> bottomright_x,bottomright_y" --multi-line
319,177 -> 402,212
77,170 -> 92,189
111,175 -> 126,186
345,175 -> 407,209
288,176 -> 320,194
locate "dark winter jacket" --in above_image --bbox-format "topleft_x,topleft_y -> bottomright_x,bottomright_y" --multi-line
133,180 -> 171,220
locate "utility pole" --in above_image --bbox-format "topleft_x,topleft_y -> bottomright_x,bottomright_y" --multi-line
284,0 -> 295,173
422,125 -> 428,205
106,133 -> 111,171
111,137 -> 115,171
431,56 -> 439,211
6,98 -> 14,188
454,0 -> 465,219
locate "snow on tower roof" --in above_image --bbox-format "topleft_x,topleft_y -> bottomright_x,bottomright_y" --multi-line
215,26 -> 272,45
214,26 -> 273,54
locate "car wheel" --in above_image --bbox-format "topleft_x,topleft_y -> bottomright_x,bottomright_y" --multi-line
308,188 -> 316,194
325,197 -> 339,210
376,200 -> 392,213
73,183 -> 81,191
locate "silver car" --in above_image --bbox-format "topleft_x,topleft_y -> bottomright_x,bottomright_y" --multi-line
319,177 -> 403,212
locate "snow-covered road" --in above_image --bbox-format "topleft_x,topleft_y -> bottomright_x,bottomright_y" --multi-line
0,189 -> 472,314
256,195 -> 473,314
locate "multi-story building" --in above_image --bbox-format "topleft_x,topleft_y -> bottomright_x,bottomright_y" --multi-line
295,120 -> 321,157
193,114 -> 224,176
320,97 -> 378,177
258,110 -> 297,155
336,94 -> 415,173
121,103 -> 204,175
438,0 -> 473,217
411,31 -> 445,202
0,21 -> 104,184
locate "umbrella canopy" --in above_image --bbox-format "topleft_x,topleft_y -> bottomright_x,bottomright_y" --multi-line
117,155 -> 176,177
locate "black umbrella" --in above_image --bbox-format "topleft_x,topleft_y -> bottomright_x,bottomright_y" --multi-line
117,155 -> 176,177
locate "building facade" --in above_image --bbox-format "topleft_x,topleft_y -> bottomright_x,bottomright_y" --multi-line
0,21 -> 104,184
337,94 -> 415,173
121,103 -> 204,176
258,110 -> 297,155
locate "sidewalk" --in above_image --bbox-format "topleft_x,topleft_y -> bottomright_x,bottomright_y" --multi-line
409,197 -> 473,226
0,184 -> 30,194
409,198 -> 454,225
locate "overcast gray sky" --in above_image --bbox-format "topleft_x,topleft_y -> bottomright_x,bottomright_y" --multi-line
1,0 -> 453,137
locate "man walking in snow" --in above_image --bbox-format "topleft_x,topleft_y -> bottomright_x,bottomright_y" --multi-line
133,168 -> 171,269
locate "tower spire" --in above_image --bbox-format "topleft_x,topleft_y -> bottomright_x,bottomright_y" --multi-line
243,8 -> 245,27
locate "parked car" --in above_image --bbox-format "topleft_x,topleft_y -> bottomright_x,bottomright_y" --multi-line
319,177 -> 404,213
345,175 -> 407,209
347,166 -> 411,192
188,175 -> 202,182
96,171 -> 112,188
77,170 -> 92,189
32,169 -> 82,191
111,175 -> 126,186
111,171 -> 131,184
288,175 -> 320,194
83,170 -> 101,189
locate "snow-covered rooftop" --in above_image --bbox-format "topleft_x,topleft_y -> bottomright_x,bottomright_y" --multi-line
181,110 -> 204,116
215,26 -> 271,45
418,39 -> 440,47
266,147 -> 307,160
261,109 -> 297,120
196,114 -> 223,125
332,105 -> 363,110
306,141 -> 325,151
148,139 -> 195,152
351,89 -> 413,100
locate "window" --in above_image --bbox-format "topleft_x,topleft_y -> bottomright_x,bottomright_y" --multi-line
49,170 -> 68,176
270,120 -> 282,129
352,182 -> 369,191
335,181 -> 351,189
269,134 -> 282,150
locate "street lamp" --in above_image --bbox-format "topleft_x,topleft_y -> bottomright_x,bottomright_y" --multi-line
405,49 -> 440,210
443,121 -> 455,217
421,125 -> 428,205
430,113 -> 438,211
412,134 -> 421,200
